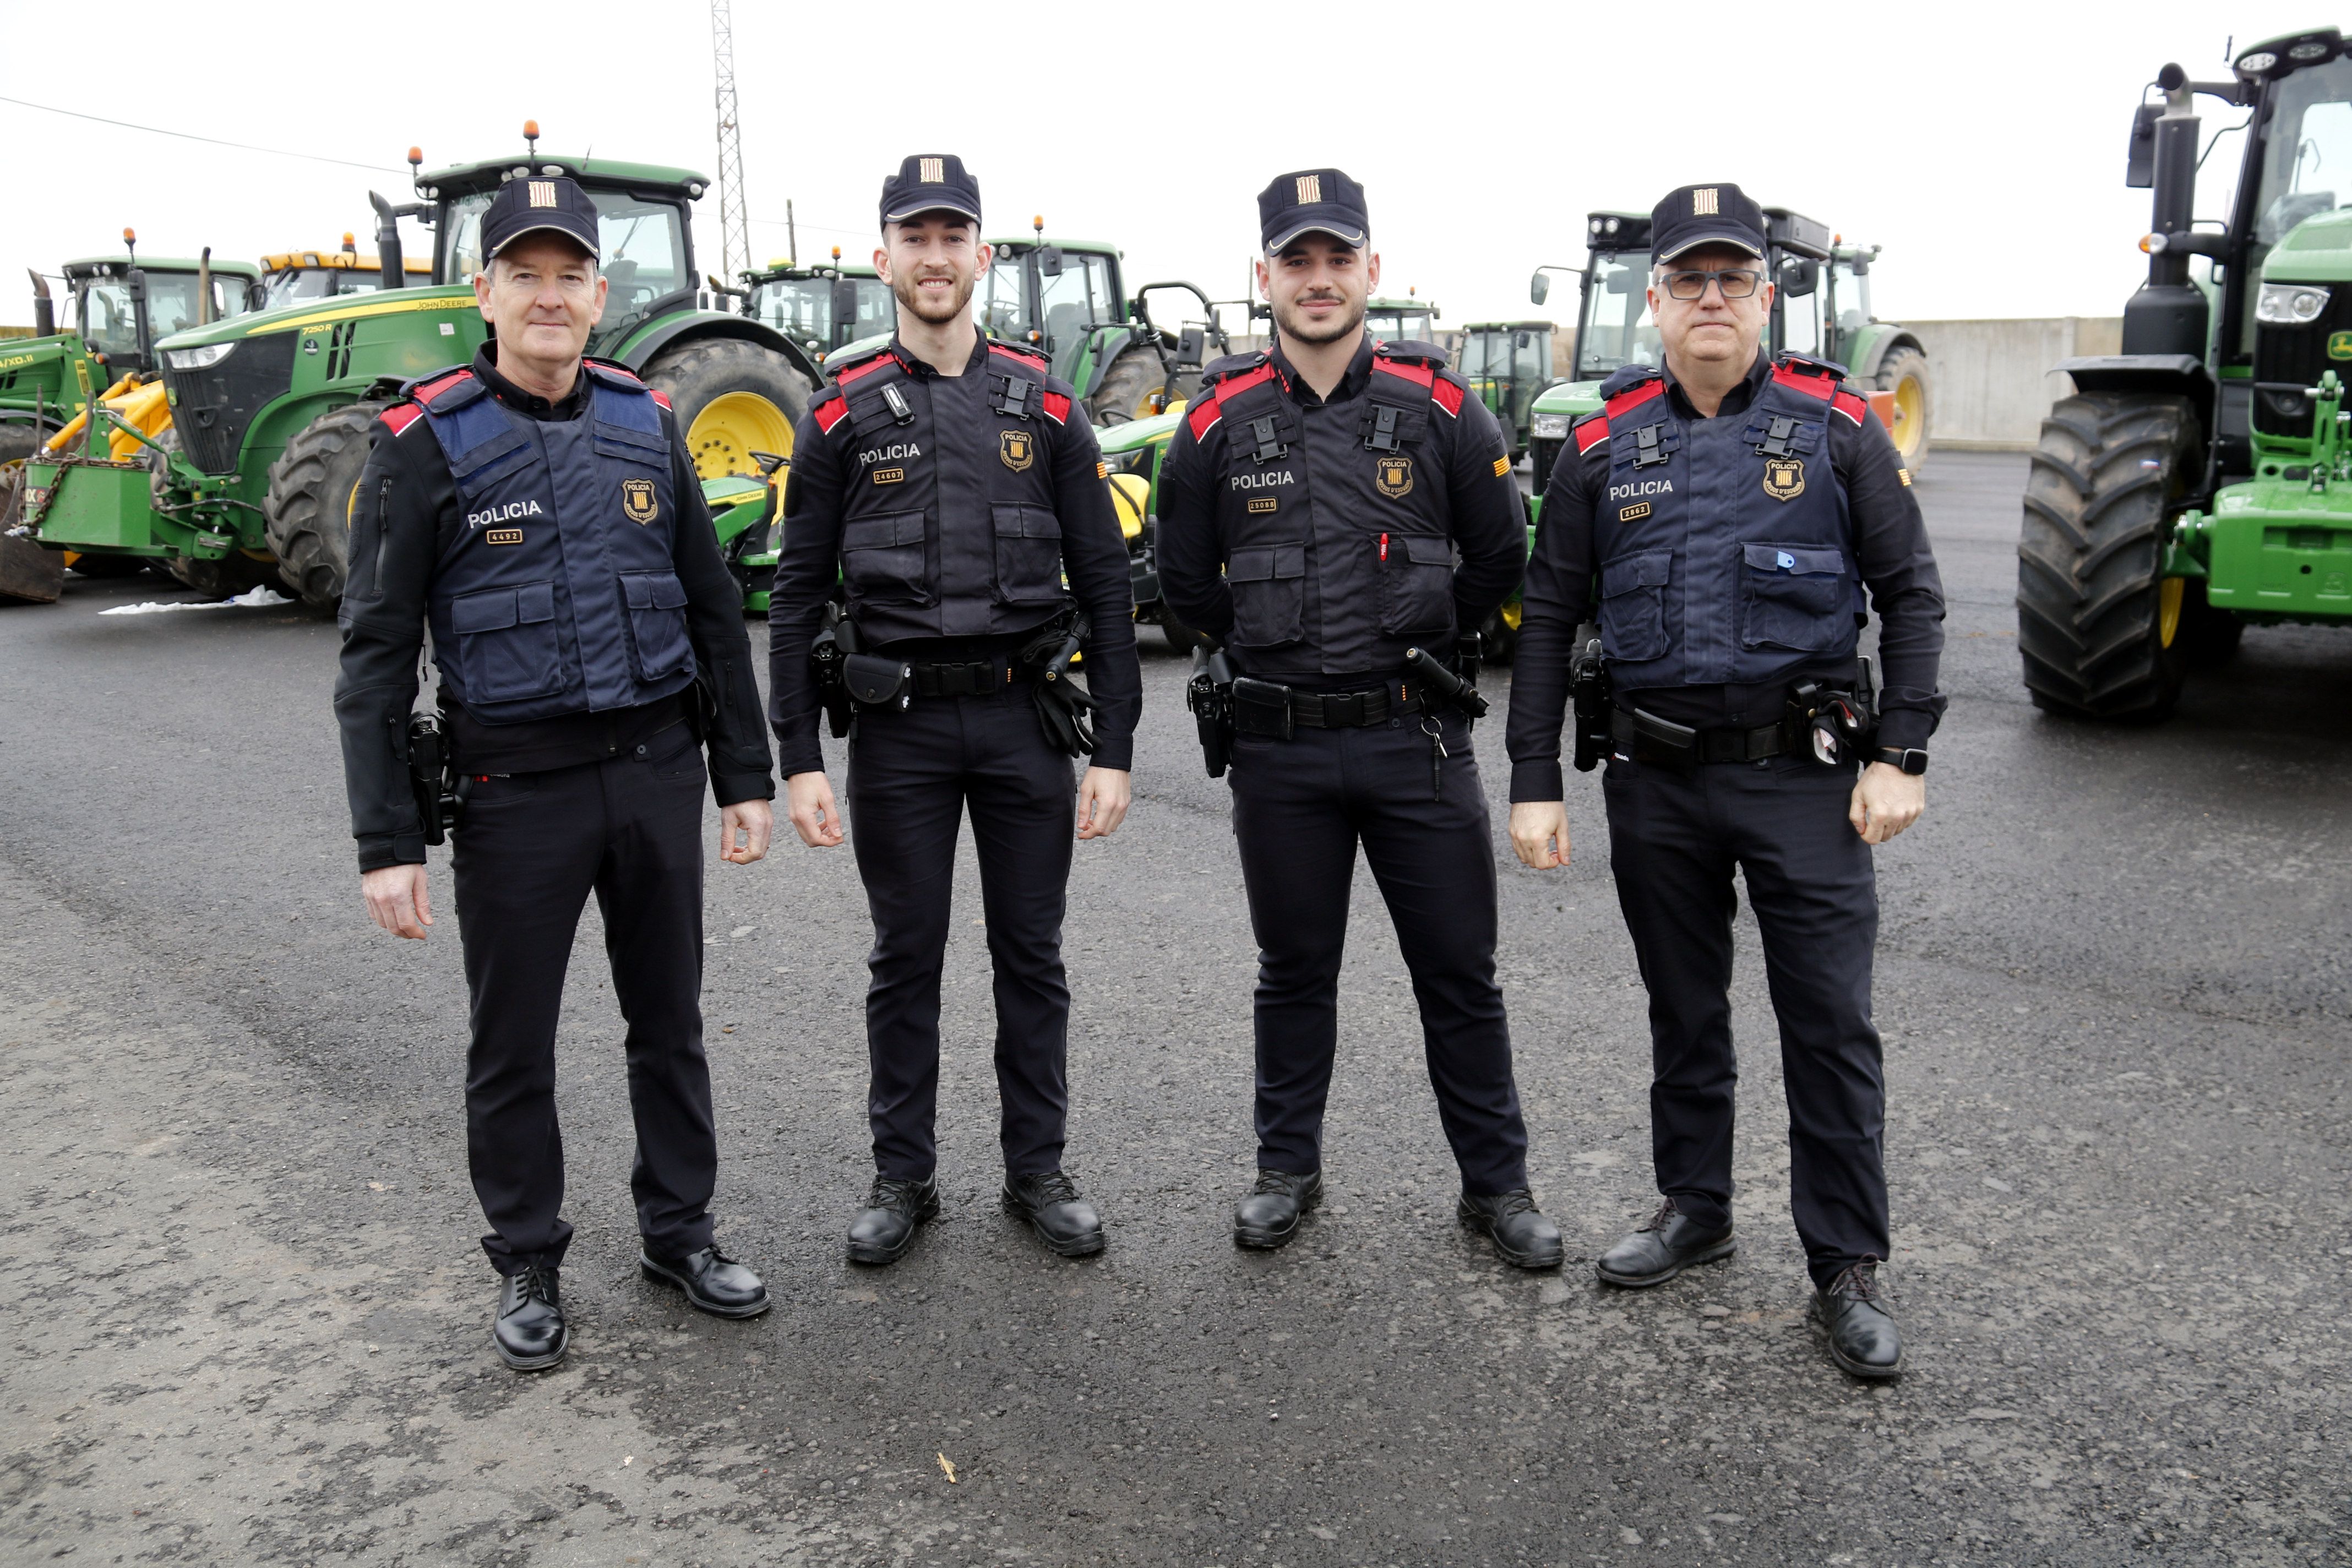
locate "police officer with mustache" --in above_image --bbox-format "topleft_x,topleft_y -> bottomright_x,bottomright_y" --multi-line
1157,168 -> 1561,1268
767,155 -> 1141,1265
336,174 -> 778,1372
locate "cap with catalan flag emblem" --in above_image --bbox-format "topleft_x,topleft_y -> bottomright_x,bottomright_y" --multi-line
1257,167 -> 1369,253
880,154 -> 982,228
1649,182 -> 1766,264
481,172 -> 602,260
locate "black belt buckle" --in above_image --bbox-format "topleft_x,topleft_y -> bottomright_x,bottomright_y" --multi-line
1229,676 -> 1293,739
1319,689 -> 1373,728
1628,707 -> 1698,767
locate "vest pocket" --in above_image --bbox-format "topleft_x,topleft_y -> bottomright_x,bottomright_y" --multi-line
1739,542 -> 1849,652
1377,533 -> 1455,636
620,569 -> 694,682
1598,548 -> 1673,663
992,503 -> 1065,604
1226,542 -> 1307,649
841,511 -> 928,602
450,581 -> 564,703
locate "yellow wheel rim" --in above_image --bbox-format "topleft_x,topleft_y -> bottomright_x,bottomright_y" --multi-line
1891,373 -> 1926,462
346,473 -> 365,532
2159,576 -> 2185,648
1502,601 -> 1523,630
686,391 -> 795,481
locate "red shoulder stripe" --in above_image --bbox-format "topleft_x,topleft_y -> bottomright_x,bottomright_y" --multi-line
834,352 -> 897,388
1432,378 -> 1463,416
1833,389 -> 1870,426
648,388 -> 672,411
813,393 -> 850,434
1574,416 -> 1611,456
1604,380 -> 1663,418
1186,397 -> 1223,439
413,368 -> 473,406
1771,362 -> 1836,401
382,404 -> 425,435
1041,390 -> 1071,424
1371,358 -> 1435,390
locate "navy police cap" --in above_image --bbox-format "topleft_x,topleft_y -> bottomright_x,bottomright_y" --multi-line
881,154 -> 982,228
1650,183 -> 1766,264
1258,168 -> 1368,253
482,173 -> 602,260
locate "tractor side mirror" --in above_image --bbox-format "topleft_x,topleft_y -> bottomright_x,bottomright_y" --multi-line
247,282 -> 267,312
2126,101 -> 2162,189
124,267 -> 147,303
1515,331 -> 1532,349
1529,271 -> 1549,306
1176,325 -> 1206,371
1779,258 -> 1820,298
1037,246 -> 1065,278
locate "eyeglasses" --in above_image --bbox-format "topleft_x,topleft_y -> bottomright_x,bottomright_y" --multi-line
1659,268 -> 1765,301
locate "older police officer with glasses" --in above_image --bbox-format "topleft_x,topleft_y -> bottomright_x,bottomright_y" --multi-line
1506,184 -> 1946,1379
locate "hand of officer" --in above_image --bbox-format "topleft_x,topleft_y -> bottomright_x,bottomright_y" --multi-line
785,771 -> 845,848
1075,767 -> 1131,840
1850,763 -> 1925,845
362,863 -> 433,939
720,799 -> 773,865
1507,801 -> 1571,870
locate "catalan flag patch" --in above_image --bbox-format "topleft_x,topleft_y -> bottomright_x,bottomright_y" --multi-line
1897,467 -> 1913,487
1492,456 -> 1511,478
1096,461 -> 1108,480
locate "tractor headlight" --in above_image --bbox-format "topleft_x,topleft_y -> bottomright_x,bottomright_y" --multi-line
1531,412 -> 1571,440
2256,282 -> 2332,325
165,342 -> 237,371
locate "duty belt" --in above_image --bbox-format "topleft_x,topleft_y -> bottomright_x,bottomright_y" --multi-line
1611,707 -> 1793,766
908,657 -> 1030,697
1229,676 -> 1419,738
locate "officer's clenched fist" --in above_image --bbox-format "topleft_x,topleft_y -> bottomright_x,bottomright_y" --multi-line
786,770 -> 845,847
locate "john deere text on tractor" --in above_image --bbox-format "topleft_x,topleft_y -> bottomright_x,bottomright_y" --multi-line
2016,35 -> 2352,721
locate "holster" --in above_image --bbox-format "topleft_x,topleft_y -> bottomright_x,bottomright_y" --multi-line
808,603 -> 859,738
405,712 -> 466,845
1186,646 -> 1235,777
1569,622 -> 1613,773
842,652 -> 914,709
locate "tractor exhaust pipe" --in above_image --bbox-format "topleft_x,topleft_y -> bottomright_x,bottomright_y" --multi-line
369,191 -> 407,291
29,269 -> 54,337
198,246 -> 214,326
2121,62 -> 2212,358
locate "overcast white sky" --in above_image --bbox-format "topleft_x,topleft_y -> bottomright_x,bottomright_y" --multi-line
0,2 -> 2331,335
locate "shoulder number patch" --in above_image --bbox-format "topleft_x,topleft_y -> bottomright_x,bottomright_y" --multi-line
1762,458 -> 1805,502
873,467 -> 905,485
1374,456 -> 1414,499
486,527 -> 524,546
620,477 -> 658,524
1248,497 -> 1277,514
1619,502 -> 1651,523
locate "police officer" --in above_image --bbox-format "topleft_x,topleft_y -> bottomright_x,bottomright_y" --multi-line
1157,169 -> 1561,1269
336,175 -> 778,1372
1506,184 -> 1945,1379
768,155 -> 1141,1265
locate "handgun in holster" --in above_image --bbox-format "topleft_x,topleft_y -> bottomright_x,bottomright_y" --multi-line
1569,622 -> 1614,772
1787,652 -> 1881,765
1186,644 -> 1236,778
809,601 -> 859,739
406,712 -> 469,845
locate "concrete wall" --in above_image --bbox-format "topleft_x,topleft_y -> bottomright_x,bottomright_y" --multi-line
1906,317 -> 2124,450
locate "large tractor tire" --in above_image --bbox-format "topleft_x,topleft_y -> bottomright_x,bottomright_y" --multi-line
1874,346 -> 1931,476
266,401 -> 386,610
1087,347 -> 1169,428
644,338 -> 813,482
2016,391 -> 2200,722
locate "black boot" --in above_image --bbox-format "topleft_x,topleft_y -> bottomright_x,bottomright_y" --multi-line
1233,1169 -> 1322,1249
1457,1189 -> 1564,1269
1816,1258 -> 1904,1379
847,1175 -> 940,1266
641,1245 -> 770,1319
493,1262 -> 567,1371
1002,1170 -> 1104,1257
1596,1197 -> 1735,1287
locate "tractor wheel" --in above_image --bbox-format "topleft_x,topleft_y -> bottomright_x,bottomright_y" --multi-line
266,400 -> 386,610
1874,346 -> 1931,476
2016,391 -> 2199,722
1088,347 -> 1168,428
644,338 -> 813,481
2175,575 -> 2244,669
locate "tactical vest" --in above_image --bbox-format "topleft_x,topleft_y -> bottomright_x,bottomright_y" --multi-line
810,339 -> 1072,644
1186,340 -> 1464,677
1569,352 -> 1868,689
401,360 -> 696,723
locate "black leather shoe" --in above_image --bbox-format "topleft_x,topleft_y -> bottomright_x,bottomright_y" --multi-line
1002,1170 -> 1104,1257
641,1245 -> 770,1319
1457,1189 -> 1564,1270
1234,1169 -> 1322,1249
1596,1197 -> 1735,1288
1816,1258 -> 1904,1379
493,1263 -> 567,1371
847,1175 -> 940,1266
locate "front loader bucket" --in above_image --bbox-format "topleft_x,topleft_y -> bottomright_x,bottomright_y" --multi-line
0,533 -> 64,603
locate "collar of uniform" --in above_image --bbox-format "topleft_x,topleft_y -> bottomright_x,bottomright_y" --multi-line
889,329 -> 990,380
1660,349 -> 1770,422
471,345 -> 588,420
1269,332 -> 1375,407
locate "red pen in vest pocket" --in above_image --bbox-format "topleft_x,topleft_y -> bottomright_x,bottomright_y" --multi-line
1380,532 -> 1389,561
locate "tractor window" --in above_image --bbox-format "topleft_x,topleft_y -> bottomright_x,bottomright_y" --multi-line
77,271 -> 227,355
1779,279 -> 1823,358
1512,329 -> 1548,386
851,277 -> 896,339
1830,259 -> 1872,334
262,269 -> 386,310
753,276 -> 832,345
594,194 -> 690,335
1576,251 -> 1660,379
1456,331 -> 1496,375
983,251 -> 1032,341
1037,251 -> 1115,351
2254,59 -> 2352,242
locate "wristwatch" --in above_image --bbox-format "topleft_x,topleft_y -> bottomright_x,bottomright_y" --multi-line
1871,747 -> 1929,776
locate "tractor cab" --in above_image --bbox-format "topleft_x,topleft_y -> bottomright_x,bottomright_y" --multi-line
981,233 -> 1131,385
62,251 -> 261,375
1456,321 -> 1559,459
259,239 -> 432,309
743,255 -> 895,360
1363,295 -> 1439,346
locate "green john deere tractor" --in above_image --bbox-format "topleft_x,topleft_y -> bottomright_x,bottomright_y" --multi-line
1363,293 -> 1439,346
2018,34 -> 2352,721
1,241 -> 262,598
741,251 -> 896,362
257,239 -> 434,309
1455,320 -> 1562,460
19,127 -> 822,608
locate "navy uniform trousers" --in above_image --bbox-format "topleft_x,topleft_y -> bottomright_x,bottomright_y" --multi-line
1601,751 -> 1888,1287
846,676 -> 1077,1182
1229,706 -> 1530,1195
449,721 -> 717,1275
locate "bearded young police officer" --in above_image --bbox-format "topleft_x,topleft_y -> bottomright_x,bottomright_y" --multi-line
1157,170 -> 1561,1268
335,176 -> 778,1373
1506,184 -> 1946,1380
767,155 -> 1141,1265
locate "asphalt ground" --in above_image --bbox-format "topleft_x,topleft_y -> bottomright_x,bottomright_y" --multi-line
2,450 -> 2347,1567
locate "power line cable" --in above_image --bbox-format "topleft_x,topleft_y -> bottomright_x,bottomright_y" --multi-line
0,94 -> 405,174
